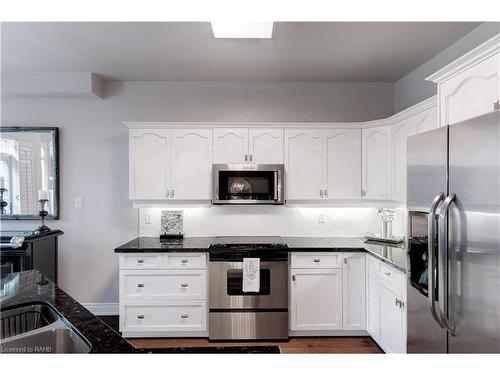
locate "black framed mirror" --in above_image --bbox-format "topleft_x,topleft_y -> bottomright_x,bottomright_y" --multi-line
0,127 -> 60,220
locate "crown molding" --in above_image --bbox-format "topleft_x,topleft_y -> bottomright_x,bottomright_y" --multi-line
123,96 -> 436,130
426,33 -> 500,83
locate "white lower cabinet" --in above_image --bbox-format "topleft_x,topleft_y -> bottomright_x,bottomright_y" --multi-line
342,253 -> 366,331
290,268 -> 343,331
365,254 -> 406,353
119,253 -> 207,338
290,252 -> 366,334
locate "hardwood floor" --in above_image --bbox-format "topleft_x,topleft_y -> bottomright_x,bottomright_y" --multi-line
128,337 -> 383,354
98,316 -> 383,353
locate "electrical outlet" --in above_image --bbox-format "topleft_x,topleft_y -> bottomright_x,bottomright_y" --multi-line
144,209 -> 152,224
74,197 -> 83,209
318,212 -> 326,224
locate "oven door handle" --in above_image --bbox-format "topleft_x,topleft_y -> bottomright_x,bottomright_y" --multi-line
274,171 -> 279,201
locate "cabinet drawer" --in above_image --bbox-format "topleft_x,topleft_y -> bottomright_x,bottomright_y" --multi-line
119,254 -> 163,269
379,262 -> 405,293
120,270 -> 207,301
291,252 -> 342,269
121,301 -> 207,332
164,253 -> 206,269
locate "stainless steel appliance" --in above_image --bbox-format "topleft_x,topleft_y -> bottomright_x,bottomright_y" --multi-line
208,236 -> 289,340
406,109 -> 500,353
212,164 -> 284,205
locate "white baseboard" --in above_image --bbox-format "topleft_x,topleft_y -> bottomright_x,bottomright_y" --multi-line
83,303 -> 119,316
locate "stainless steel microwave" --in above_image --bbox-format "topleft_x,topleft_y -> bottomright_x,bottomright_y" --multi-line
212,164 -> 284,205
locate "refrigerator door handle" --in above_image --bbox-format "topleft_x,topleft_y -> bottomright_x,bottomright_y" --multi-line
428,192 -> 445,328
438,193 -> 457,336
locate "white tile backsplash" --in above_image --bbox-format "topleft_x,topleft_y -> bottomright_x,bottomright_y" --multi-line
139,206 -> 407,238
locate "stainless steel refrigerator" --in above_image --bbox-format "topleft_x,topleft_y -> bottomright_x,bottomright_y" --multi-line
406,109 -> 500,353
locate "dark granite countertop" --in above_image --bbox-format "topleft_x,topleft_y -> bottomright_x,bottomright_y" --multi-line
0,270 -> 136,353
115,236 -> 407,272
115,236 -> 214,252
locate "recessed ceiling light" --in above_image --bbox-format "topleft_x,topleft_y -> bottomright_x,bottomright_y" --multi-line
210,22 -> 274,39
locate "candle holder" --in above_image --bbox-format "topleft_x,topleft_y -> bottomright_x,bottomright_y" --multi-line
0,188 -> 8,214
35,199 -> 51,233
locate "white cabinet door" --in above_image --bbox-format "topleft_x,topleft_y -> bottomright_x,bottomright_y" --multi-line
213,128 -> 248,163
379,281 -> 405,353
362,125 -> 391,200
366,255 -> 380,341
171,129 -> 212,200
285,130 -> 323,200
323,129 -> 362,199
391,119 -> 413,202
129,129 -> 170,200
439,53 -> 499,127
342,253 -> 366,331
248,128 -> 284,164
413,106 -> 438,135
290,268 -> 342,331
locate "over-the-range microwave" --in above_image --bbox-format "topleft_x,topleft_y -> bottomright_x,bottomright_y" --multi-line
212,164 -> 284,205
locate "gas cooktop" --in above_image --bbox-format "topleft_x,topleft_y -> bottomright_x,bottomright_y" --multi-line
209,236 -> 288,249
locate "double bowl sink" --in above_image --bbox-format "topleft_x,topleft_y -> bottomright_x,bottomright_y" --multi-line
0,302 -> 92,353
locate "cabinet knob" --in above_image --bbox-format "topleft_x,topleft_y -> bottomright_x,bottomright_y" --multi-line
181,313 -> 189,319
181,259 -> 188,264
245,154 -> 248,162
137,283 -> 144,288
320,190 -> 324,198
249,154 -> 253,162
384,271 -> 391,277
137,315 -> 144,319
171,189 -> 175,198
181,282 -> 188,288
324,190 -> 328,197
292,275 -> 296,282
166,190 -> 170,198
313,258 -> 321,263
137,259 -> 144,264
361,189 -> 366,197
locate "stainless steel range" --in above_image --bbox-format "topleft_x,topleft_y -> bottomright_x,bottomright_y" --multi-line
208,236 -> 289,341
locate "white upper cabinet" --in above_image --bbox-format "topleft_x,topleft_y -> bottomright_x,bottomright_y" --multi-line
427,34 -> 500,127
129,129 -> 171,200
323,129 -> 362,199
213,128 -> 248,164
391,106 -> 438,202
248,128 -> 284,164
290,268 -> 343,331
285,130 -> 323,200
342,253 -> 366,331
171,129 -> 212,200
362,125 -> 391,200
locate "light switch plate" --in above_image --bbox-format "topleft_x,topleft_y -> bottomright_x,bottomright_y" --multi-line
74,197 -> 83,209
144,209 -> 152,224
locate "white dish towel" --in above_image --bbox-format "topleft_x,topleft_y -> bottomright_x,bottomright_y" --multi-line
242,258 -> 260,293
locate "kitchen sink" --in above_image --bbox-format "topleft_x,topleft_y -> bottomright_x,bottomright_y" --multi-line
0,303 -> 92,353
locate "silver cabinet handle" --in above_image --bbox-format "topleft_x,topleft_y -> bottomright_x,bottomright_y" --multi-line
181,259 -> 188,264
245,154 -> 248,162
137,259 -> 144,264
249,154 -> 253,162
166,190 -> 170,198
181,282 -> 188,288
438,193 -> 456,336
181,313 -> 188,319
171,189 -> 175,198
324,189 -> 328,198
344,257 -> 347,264
292,275 -> 296,282
361,189 -> 366,197
428,192 -> 445,328
384,271 -> 391,277
395,298 -> 398,306
137,315 -> 144,319
313,258 -> 321,263
137,283 -> 144,288
320,190 -> 324,198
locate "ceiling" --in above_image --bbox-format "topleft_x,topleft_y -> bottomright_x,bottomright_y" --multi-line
1,22 -> 481,82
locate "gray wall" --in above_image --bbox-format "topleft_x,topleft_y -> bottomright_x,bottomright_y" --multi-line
394,22 -> 500,112
1,80 -> 394,305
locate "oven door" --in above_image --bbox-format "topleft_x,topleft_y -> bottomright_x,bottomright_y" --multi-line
213,164 -> 284,205
209,260 -> 288,309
